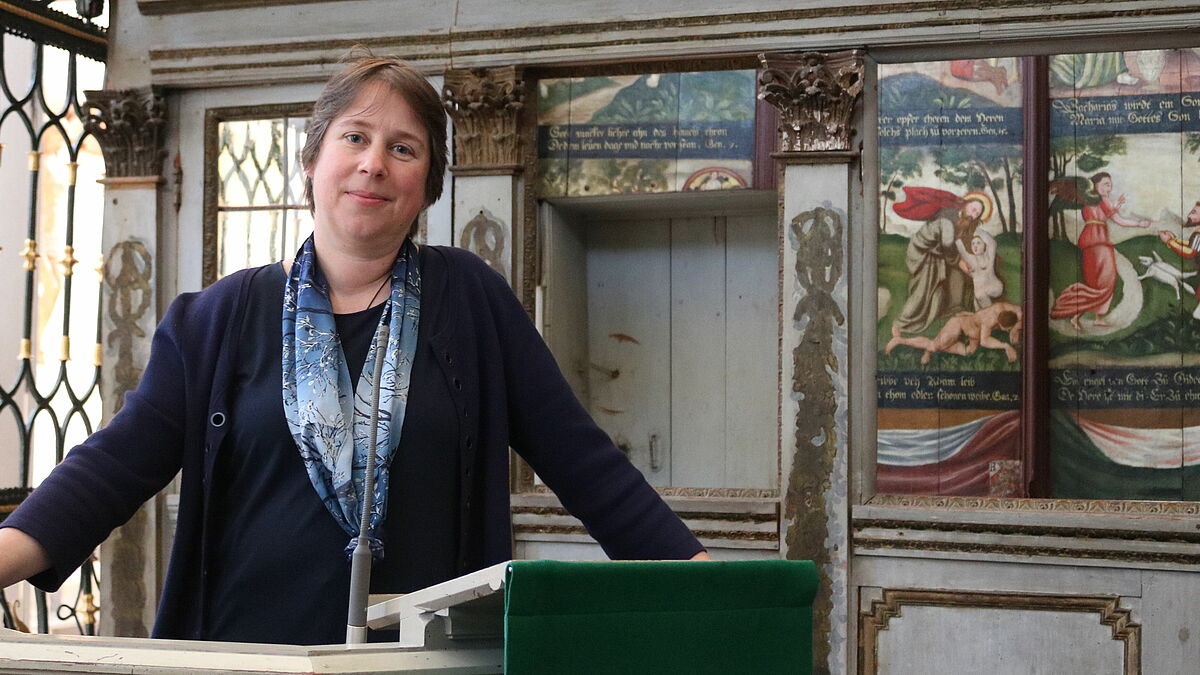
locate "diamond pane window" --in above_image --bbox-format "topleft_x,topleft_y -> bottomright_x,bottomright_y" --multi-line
216,117 -> 312,277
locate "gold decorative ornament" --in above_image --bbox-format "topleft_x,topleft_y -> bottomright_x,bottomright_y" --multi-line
60,336 -> 70,362
442,66 -> 525,168
67,161 -> 79,186
19,239 -> 37,271
0,142 -> 5,166
27,151 -> 39,172
61,245 -> 79,276
758,50 -> 865,153
84,87 -> 168,178
81,592 -> 100,631
18,338 -> 31,361
93,342 -> 103,367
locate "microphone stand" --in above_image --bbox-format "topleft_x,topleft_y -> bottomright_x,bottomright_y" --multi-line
346,322 -> 391,645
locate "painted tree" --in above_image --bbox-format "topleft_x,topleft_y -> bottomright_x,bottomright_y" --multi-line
929,144 -> 1022,233
1047,134 -> 1127,240
878,147 -> 924,233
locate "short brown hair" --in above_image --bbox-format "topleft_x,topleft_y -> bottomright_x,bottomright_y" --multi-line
998,310 -> 1019,330
301,53 -> 448,211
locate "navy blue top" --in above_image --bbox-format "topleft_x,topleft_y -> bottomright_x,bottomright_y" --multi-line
5,246 -> 704,643
205,258 -> 459,644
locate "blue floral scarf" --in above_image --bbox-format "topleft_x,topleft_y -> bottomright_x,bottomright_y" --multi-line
281,235 -> 420,559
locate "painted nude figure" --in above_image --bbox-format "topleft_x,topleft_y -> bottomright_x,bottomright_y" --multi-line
955,230 -> 1003,308
886,301 -> 1023,365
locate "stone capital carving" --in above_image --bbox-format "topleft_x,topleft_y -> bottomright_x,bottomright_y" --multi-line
442,66 -> 524,169
758,50 -> 864,153
84,87 -> 167,178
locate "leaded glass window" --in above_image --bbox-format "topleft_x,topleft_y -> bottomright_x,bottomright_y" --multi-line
215,116 -> 311,278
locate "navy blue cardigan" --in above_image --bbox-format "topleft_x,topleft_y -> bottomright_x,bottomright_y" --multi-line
3,245 -> 703,639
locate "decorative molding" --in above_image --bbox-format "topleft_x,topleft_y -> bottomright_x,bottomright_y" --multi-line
138,0 -> 357,15
144,7 -> 1200,87
858,590 -> 1140,675
758,50 -> 864,153
521,484 -> 779,499
867,494 -> 1200,516
84,87 -> 167,179
103,240 -> 153,416
443,66 -> 525,169
772,150 -> 860,164
854,537 -> 1200,567
853,518 -> 1200,545
516,505 -> 778,523
449,163 -> 523,176
97,176 -> 164,189
515,523 -> 779,542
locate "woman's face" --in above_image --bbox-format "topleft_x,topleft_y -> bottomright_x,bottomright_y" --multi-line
305,81 -> 430,251
971,236 -> 986,255
1095,176 -> 1113,197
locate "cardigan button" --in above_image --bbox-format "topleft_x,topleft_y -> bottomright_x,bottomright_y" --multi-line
210,412 -> 226,428
453,378 -> 462,391
465,435 -> 474,449
444,352 -> 453,365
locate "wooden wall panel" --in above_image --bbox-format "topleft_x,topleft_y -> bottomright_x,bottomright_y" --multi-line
586,219 -> 672,484
670,216 -> 729,488
725,213 -> 780,490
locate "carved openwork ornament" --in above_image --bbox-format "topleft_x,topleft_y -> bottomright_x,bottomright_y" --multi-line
84,87 -> 167,178
443,66 -> 524,169
758,50 -> 864,153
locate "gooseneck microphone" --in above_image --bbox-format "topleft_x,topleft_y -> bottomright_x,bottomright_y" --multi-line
346,321 -> 391,645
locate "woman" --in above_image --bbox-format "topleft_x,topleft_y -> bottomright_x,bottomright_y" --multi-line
0,55 -> 706,644
1050,172 -> 1150,330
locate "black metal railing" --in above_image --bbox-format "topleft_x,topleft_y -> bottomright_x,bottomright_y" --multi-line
1,0 -> 106,635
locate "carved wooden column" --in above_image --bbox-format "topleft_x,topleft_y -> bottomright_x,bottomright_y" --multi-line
84,86 -> 166,638
442,66 -> 525,294
759,49 -> 864,675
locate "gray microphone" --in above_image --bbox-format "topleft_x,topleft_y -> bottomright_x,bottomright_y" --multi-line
346,321 -> 391,645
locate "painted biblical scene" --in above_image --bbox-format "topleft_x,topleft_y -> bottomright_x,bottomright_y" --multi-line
875,59 -> 1026,497
1047,49 -> 1200,500
536,70 -> 756,198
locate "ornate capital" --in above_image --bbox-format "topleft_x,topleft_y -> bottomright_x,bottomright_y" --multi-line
758,50 -> 864,153
84,87 -> 167,178
442,66 -> 524,169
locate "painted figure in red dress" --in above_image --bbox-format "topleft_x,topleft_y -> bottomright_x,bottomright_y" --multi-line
1049,172 -> 1151,330
1158,201 -> 1200,319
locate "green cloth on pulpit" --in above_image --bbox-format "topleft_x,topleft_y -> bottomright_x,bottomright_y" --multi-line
504,559 -> 817,674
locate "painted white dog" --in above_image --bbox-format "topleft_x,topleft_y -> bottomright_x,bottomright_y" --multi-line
1136,250 -> 1197,300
